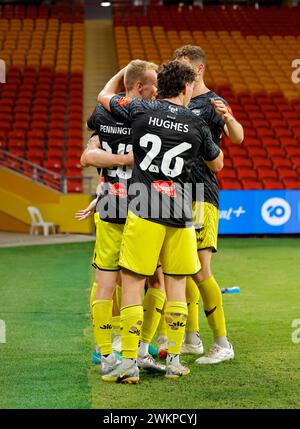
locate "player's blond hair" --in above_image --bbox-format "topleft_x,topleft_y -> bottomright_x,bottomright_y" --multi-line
124,59 -> 158,91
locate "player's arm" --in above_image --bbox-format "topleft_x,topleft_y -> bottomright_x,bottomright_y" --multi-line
97,67 -> 126,111
200,126 -> 224,172
211,99 -> 244,144
75,177 -> 102,221
80,135 -> 133,168
205,150 -> 224,172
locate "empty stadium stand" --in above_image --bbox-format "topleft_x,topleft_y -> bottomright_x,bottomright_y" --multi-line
0,2 -> 84,192
1,3 -> 300,192
113,4 -> 300,190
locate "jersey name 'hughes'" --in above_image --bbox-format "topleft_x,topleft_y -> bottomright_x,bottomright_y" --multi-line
148,116 -> 189,133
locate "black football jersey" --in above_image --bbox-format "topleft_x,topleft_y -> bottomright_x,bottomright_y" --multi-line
188,91 -> 228,208
86,102 -> 132,223
110,96 -> 220,228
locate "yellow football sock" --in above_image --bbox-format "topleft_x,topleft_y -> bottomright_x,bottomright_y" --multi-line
92,299 -> 113,356
112,315 -> 120,335
120,305 -> 143,359
115,284 -> 122,310
165,301 -> 188,355
89,282 -> 98,314
186,277 -> 200,333
196,275 -> 227,338
157,309 -> 167,337
141,288 -> 166,344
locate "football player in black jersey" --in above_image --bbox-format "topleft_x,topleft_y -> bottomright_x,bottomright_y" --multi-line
80,60 -> 167,375
98,61 -> 223,383
173,45 -> 244,364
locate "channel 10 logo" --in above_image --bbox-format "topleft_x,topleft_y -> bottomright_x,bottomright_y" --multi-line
261,197 -> 291,226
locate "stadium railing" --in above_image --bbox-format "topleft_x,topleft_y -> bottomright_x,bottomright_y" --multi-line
0,150 -> 95,194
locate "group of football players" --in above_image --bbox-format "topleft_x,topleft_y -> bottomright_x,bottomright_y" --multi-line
78,45 -> 244,384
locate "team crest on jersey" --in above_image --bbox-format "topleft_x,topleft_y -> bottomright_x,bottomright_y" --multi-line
117,96 -> 130,106
153,180 -> 177,197
108,182 -> 127,198
168,105 -> 178,114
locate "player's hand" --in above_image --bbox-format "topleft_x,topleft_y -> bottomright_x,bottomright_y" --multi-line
75,208 -> 93,221
210,98 -> 229,119
87,135 -> 100,150
122,151 -> 134,166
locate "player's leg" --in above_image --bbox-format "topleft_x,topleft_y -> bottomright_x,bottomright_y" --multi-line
192,203 -> 234,364
180,201 -> 203,355
92,216 -> 124,372
102,211 -> 165,383
181,276 -> 203,354
89,213 -> 100,314
93,269 -> 119,368
138,267 -> 166,371
161,225 -> 201,378
111,273 -> 121,353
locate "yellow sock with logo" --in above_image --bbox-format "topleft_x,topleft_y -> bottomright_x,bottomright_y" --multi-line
196,275 -> 227,338
89,282 -> 98,314
185,277 -> 200,333
121,305 -> 143,359
92,299 -> 113,356
141,288 -> 166,344
165,301 -> 188,355
112,315 -> 120,335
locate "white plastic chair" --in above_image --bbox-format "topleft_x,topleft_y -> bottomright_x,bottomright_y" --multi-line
27,206 -> 56,237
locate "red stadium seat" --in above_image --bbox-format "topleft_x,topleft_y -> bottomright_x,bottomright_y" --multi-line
266,147 -> 286,157
282,179 -> 300,189
242,179 -> 263,190
258,128 -> 274,138
48,138 -> 65,148
67,180 -> 83,193
280,137 -> 298,147
261,137 -> 281,147
66,148 -> 82,158
275,128 -> 294,138
278,168 -> 298,179
65,158 -> 81,170
247,147 -> 267,157
252,157 -> 273,168
237,168 -> 257,180
245,138 -> 261,147
285,147 -> 300,157
262,179 -> 284,190
293,128 -> 300,138
292,157 -> 300,169
233,157 -> 253,168
272,157 -> 292,168
257,168 -> 277,180
219,178 -> 242,190
227,146 -> 248,157
44,160 -> 63,171
48,148 -> 64,158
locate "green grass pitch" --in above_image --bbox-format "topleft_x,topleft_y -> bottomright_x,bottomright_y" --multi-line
0,238 -> 299,409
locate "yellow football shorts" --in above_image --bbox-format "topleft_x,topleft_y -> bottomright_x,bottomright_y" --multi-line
92,213 -> 124,271
192,201 -> 219,253
119,211 -> 201,276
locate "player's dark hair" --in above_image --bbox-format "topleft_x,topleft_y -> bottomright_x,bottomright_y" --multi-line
173,45 -> 206,65
157,61 -> 195,99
